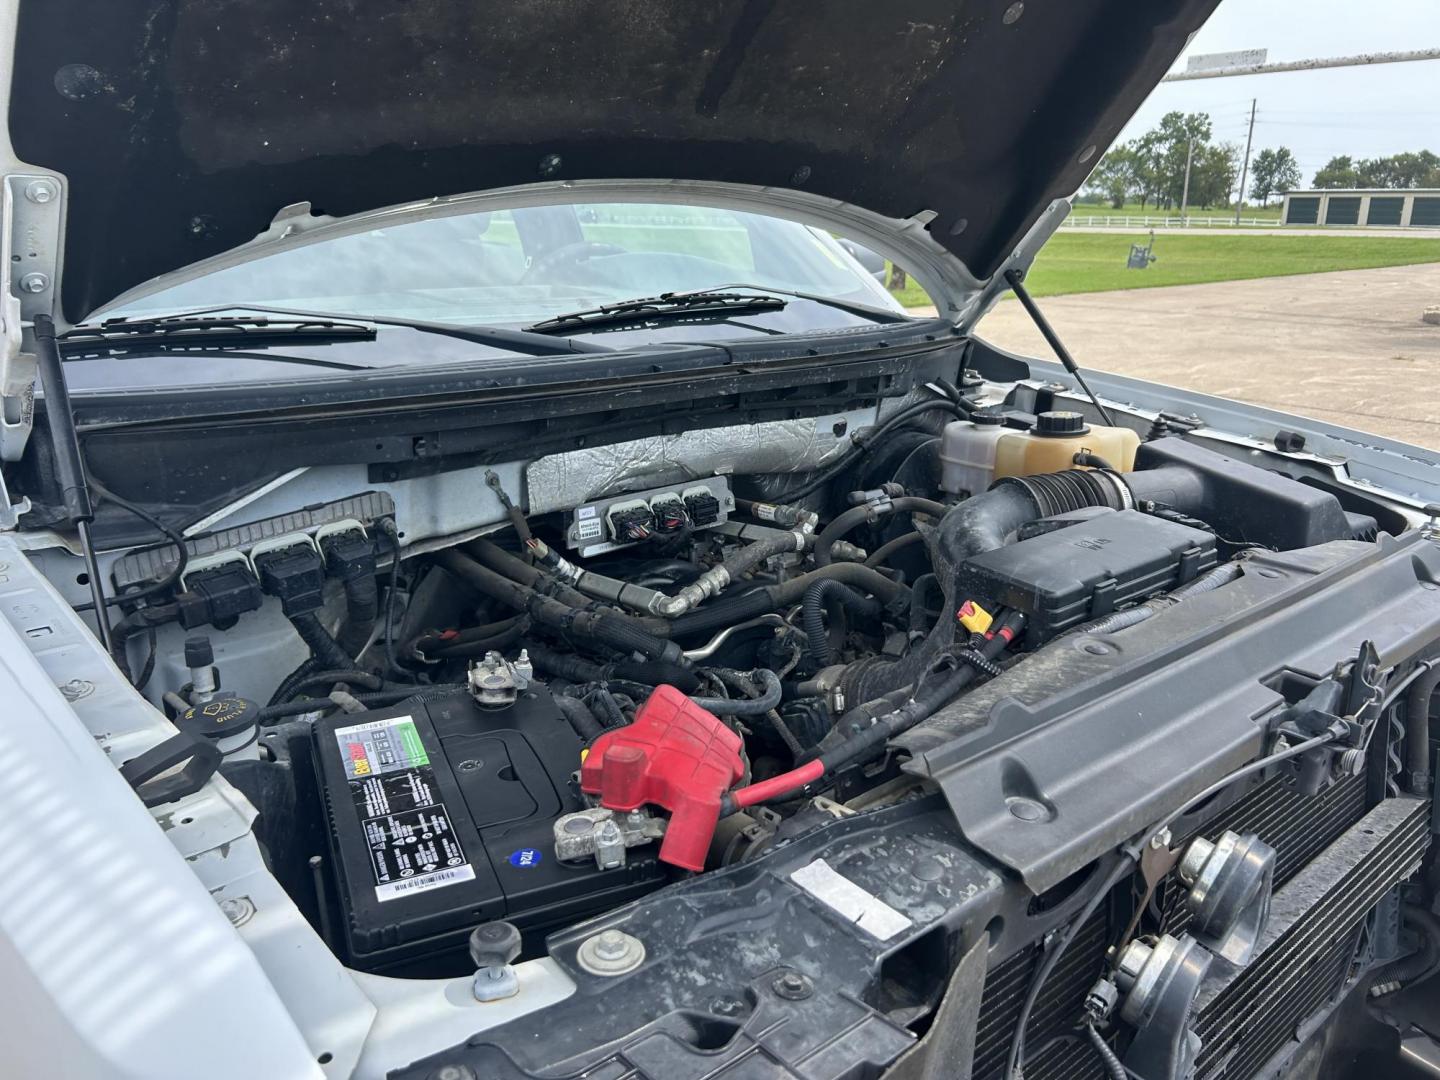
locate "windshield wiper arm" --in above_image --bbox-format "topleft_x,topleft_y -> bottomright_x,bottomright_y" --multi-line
701,282 -> 911,323
525,291 -> 788,334
80,305 -> 615,357
62,315 -> 379,355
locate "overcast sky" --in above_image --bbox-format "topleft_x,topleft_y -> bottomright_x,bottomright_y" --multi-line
1114,0 -> 1440,187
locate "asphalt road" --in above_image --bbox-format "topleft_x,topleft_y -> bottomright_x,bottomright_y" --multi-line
970,262 -> 1440,451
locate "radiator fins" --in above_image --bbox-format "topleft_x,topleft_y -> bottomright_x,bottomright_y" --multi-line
974,773 -> 1371,1080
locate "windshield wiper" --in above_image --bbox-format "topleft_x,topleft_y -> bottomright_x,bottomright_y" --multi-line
701,282 -> 911,324
62,314 -> 379,355
525,291 -> 789,334
77,305 -> 615,357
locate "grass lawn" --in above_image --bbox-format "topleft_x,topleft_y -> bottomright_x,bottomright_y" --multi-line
889,232 -> 1440,307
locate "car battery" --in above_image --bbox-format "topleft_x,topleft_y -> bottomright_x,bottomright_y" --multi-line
312,683 -> 666,973
954,508 -> 1218,647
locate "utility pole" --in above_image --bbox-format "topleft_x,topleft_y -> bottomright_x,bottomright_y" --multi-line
1234,98 -> 1256,226
1179,137 -> 1195,222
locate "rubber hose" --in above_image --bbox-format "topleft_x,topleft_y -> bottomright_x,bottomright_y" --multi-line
268,657 -> 320,707
814,497 -> 946,567
1371,903 -> 1440,992
589,609 -> 683,663
669,589 -> 775,638
285,669 -> 386,702
527,642 -> 700,693
1073,451 -> 1117,471
715,530 -> 809,581
435,550 -> 681,662
842,475 -> 1123,704
1405,661 -> 1440,794
258,683 -> 467,723
588,686 -> 628,729
290,612 -> 355,671
691,669 -> 783,715
670,563 -> 908,639
467,537 -> 592,609
555,694 -> 604,741
413,615 -> 525,651
802,579 -> 882,668
468,537 -> 670,635
423,623 -> 527,660
864,530 -> 924,567
1084,1024 -> 1127,1080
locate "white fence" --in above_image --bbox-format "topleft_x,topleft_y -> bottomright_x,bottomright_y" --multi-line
1063,214 -> 1282,229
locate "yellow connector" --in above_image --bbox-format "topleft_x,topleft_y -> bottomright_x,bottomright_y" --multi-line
957,600 -> 994,635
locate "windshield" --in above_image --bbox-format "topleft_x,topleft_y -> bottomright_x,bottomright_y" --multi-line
103,201 -> 902,330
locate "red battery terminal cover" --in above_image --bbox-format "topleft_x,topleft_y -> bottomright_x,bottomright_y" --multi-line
579,684 -> 745,871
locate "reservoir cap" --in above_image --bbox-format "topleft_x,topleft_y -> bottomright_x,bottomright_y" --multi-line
1034,410 -> 1090,437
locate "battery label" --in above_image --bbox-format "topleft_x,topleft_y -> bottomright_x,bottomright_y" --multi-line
334,716 -> 476,903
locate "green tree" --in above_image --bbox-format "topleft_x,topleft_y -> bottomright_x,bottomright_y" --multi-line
1085,144 -> 1138,208
1358,150 -> 1440,188
1191,143 -> 1240,209
1249,147 -> 1300,206
1313,155 -> 1362,189
1130,111 -> 1215,210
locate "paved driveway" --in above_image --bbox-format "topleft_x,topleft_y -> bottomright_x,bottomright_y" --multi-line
971,262 -> 1440,450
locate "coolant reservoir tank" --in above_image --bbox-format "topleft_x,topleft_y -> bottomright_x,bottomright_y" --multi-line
992,411 -> 1140,480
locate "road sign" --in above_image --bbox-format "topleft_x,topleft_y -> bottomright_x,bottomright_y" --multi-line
1186,49 -> 1267,73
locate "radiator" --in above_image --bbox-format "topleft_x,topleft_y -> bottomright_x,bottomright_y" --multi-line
970,774 -> 1416,1080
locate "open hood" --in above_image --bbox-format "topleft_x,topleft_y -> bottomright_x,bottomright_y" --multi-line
5,0 -> 1217,323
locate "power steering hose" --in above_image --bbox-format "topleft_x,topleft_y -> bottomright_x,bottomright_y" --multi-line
434,549 -> 684,664
813,496 -> 946,567
524,530 -> 811,618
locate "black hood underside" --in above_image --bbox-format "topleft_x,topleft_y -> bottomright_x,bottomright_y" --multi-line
9,0 -> 1218,321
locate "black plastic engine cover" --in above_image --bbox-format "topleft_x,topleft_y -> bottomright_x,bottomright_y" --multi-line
955,508 -> 1217,646
312,684 -> 665,974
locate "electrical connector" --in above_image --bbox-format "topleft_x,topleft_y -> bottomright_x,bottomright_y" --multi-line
175,564 -> 264,630
253,543 -> 326,615
682,488 -> 722,527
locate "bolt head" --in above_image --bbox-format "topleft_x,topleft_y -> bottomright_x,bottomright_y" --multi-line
772,969 -> 814,1000
19,273 -> 48,294
595,930 -> 627,958
576,928 -> 645,976
24,179 -> 56,204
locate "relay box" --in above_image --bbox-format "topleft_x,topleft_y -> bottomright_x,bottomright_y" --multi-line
954,508 -> 1218,647
312,684 -> 665,974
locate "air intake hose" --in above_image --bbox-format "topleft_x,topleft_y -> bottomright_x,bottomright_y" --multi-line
841,469 -> 1129,704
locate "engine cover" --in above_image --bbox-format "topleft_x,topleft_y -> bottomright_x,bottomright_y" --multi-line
312,683 -> 665,973
954,508 -> 1218,646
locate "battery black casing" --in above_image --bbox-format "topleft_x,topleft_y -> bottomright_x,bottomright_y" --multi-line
312,684 -> 664,974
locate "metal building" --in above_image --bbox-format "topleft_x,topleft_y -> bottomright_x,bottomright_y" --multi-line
1280,188 -> 1440,228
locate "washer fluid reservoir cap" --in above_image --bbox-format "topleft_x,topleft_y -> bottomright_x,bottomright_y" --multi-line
1034,410 -> 1090,437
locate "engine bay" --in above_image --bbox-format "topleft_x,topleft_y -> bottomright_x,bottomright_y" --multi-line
19,370 -> 1440,1080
